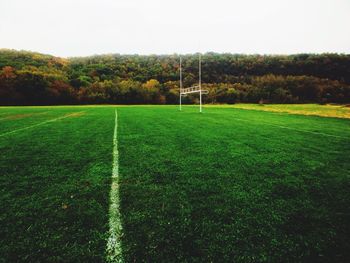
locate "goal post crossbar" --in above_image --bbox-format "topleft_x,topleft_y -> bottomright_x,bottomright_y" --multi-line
180,86 -> 209,95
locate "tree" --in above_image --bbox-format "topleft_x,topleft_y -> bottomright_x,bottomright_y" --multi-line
1,66 -> 16,79
142,79 -> 160,90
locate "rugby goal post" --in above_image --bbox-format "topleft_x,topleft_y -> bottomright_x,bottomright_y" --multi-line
179,54 -> 208,113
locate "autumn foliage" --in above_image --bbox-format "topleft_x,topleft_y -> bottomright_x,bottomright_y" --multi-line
0,49 -> 349,105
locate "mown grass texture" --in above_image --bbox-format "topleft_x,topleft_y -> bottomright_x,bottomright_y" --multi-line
0,104 -> 349,262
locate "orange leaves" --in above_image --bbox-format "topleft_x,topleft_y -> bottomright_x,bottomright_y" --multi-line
1,66 -> 16,79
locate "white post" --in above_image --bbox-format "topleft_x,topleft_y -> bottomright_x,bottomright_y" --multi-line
179,56 -> 182,111
199,53 -> 202,113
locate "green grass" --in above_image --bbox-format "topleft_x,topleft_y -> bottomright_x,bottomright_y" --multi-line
0,107 -> 114,262
0,105 -> 349,262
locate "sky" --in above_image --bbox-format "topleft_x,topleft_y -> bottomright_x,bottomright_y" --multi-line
0,0 -> 349,57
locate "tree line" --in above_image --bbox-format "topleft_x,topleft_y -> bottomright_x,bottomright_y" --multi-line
0,49 -> 349,105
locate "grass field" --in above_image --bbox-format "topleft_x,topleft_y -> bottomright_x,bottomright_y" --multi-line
0,104 -> 349,262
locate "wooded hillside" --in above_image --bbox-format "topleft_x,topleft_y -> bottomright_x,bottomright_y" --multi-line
1,49 -> 349,105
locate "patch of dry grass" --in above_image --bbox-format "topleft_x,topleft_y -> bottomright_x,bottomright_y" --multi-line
6,113 -> 34,120
227,104 -> 350,119
66,111 -> 86,118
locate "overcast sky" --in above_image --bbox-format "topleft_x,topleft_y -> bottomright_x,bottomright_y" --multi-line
0,0 -> 349,57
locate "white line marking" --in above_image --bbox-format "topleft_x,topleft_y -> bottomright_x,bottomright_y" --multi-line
0,111 -> 84,138
232,117 -> 348,139
106,109 -> 123,263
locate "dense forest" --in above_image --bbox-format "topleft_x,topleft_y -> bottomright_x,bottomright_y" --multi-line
0,49 -> 349,105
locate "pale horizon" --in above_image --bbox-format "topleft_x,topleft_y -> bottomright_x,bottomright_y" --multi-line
1,0 -> 349,57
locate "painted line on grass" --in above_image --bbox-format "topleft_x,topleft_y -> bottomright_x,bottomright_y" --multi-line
0,111 -> 85,138
106,109 -> 124,263
232,117 -> 348,139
